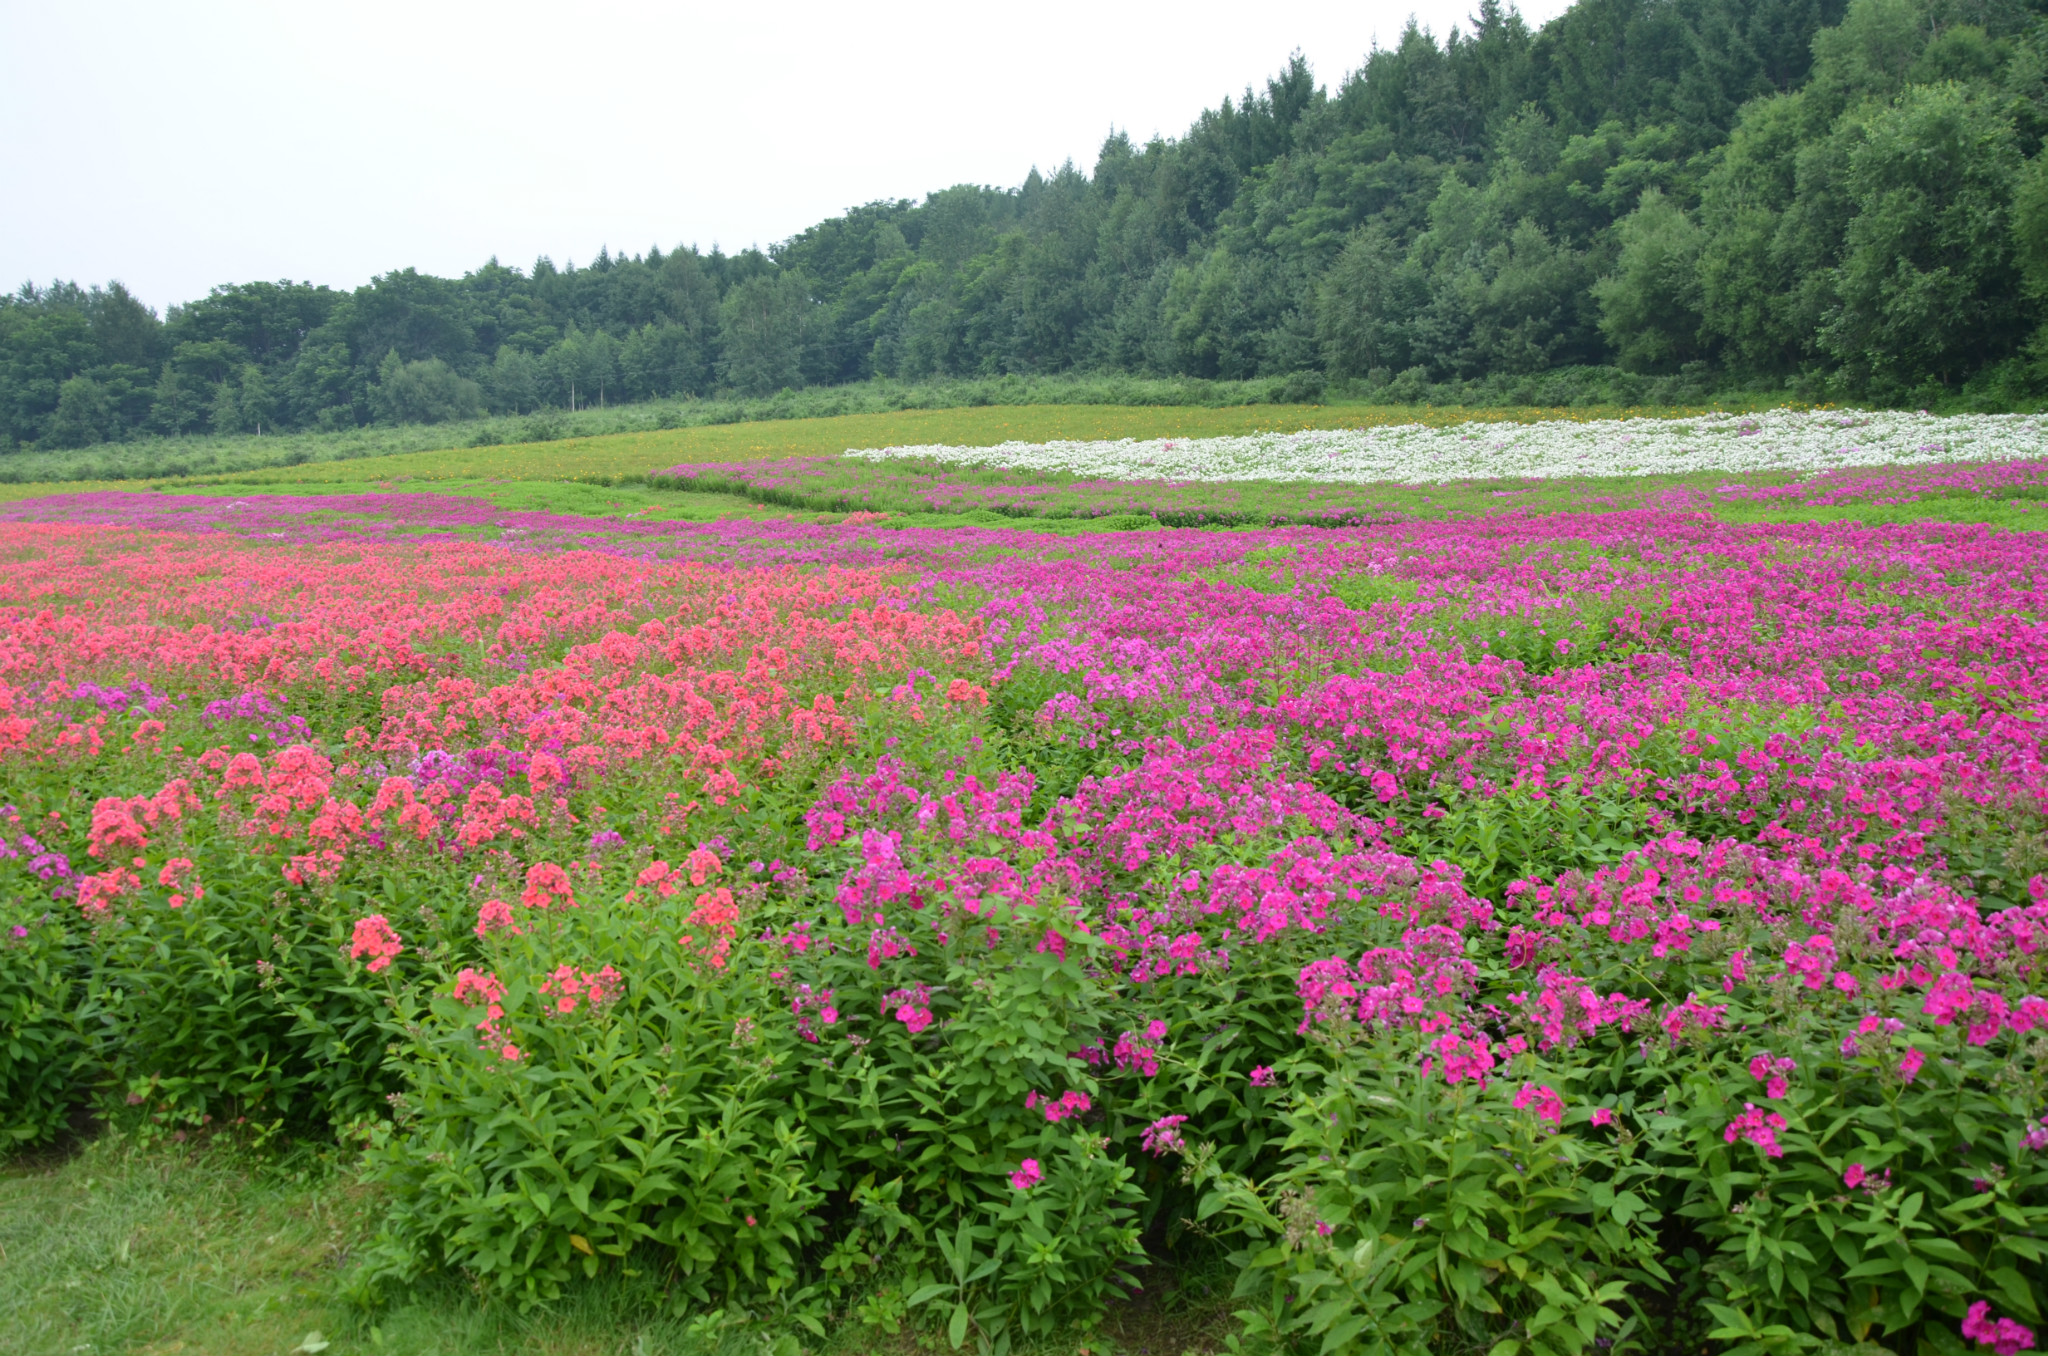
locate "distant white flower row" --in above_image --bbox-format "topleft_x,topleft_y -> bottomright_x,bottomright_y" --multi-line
846,407 -> 2048,484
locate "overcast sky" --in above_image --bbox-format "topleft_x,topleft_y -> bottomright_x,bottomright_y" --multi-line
2,0 -> 1573,315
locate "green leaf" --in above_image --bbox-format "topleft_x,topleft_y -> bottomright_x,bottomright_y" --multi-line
1321,1316 -> 1369,1352
948,1300 -> 971,1350
1989,1268 -> 2042,1321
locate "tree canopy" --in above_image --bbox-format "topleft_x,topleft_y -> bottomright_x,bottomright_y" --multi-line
15,0 -> 2048,449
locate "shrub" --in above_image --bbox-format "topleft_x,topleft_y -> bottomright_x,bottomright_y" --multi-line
0,905 -> 84,1148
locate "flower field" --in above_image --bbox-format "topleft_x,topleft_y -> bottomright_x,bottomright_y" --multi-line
855,408 -> 2048,483
648,413 -> 2048,528
4,473 -> 2048,1356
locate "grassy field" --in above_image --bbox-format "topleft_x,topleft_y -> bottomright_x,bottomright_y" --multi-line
0,365 -> 1810,487
1,1137 -> 1233,1356
4,401 -> 2045,541
0,400 -> 1813,507
31,464 -> 2048,535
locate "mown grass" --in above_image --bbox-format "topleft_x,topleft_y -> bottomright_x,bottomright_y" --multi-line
1,1137 -> 1236,1356
0,362 -> 1808,487
15,467 -> 2048,536
3,403 -> 2043,539
0,399 -> 1813,507
194,403 -> 1698,486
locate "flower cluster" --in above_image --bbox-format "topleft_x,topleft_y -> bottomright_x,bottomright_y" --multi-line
1725,1103 -> 1791,1159
1963,1303 -> 2037,1356
539,964 -> 623,1016
349,914 -> 403,973
1025,1089 -> 1093,1122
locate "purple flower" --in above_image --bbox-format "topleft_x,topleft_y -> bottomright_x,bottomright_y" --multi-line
1141,1114 -> 1189,1156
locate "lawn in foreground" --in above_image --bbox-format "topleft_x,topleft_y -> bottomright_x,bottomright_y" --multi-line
0,1138 -> 1237,1356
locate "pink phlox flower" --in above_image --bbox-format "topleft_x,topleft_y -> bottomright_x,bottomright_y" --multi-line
1512,1082 -> 1565,1128
1723,947 -> 1750,993
1724,1102 -> 1789,1158
1027,1089 -> 1092,1123
1781,934 -> 1836,990
882,983 -> 933,1034
1112,1028 -> 1161,1077
540,963 -> 622,1016
1899,1047 -> 1926,1082
1659,993 -> 1728,1044
1009,1158 -> 1043,1191
474,897 -> 522,938
1142,1114 -> 1189,1156
867,926 -> 917,968
1425,1023 -> 1495,1088
790,985 -> 838,1042
520,860 -> 575,909
349,914 -> 403,973
1962,1302 -> 2037,1356
1749,1052 -> 1796,1100
685,844 -> 723,885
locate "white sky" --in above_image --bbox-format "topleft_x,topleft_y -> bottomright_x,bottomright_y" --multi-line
2,0 -> 1573,315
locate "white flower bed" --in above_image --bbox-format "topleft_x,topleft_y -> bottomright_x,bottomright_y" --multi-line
846,408 -> 2048,483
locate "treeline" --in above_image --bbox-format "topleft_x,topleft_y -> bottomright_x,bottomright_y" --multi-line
13,0 -> 2048,452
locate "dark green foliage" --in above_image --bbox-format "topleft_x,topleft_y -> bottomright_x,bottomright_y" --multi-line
368,352 -> 485,426
0,910 -> 84,1149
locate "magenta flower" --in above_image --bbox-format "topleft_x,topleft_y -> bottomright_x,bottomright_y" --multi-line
1513,1082 -> 1565,1127
1590,1107 -> 1614,1128
1008,1159 -> 1043,1191
1724,1103 -> 1788,1158
1142,1114 -> 1189,1156
1963,1302 -> 2037,1355
1843,1163 -> 1866,1189
1899,1048 -> 1926,1083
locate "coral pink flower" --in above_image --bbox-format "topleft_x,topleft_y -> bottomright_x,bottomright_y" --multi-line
474,898 -> 521,938
349,914 -> 403,973
521,861 -> 575,910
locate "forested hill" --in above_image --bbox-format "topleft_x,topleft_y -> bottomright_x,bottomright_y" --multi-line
14,0 -> 2048,451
